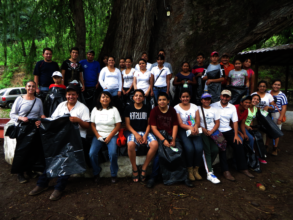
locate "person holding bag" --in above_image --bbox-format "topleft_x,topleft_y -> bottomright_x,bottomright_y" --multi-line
9,81 -> 46,183
199,93 -> 226,184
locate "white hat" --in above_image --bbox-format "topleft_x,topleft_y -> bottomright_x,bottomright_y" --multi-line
52,71 -> 62,78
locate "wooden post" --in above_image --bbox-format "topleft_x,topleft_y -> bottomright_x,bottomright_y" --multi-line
254,63 -> 259,91
285,65 -> 289,96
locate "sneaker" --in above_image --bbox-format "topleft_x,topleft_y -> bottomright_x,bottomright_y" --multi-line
207,172 -> 221,184
258,158 -> 267,164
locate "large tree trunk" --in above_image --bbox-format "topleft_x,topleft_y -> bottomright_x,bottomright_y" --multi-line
100,0 -> 293,73
70,0 -> 86,60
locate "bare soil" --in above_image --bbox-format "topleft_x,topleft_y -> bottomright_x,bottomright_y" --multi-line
10,72 -> 26,87
0,132 -> 293,220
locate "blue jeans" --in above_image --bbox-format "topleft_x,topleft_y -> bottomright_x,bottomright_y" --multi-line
104,88 -> 118,97
39,86 -> 49,92
150,153 -> 160,179
153,87 -> 167,102
245,128 -> 254,150
89,135 -> 118,177
178,128 -> 204,167
37,171 -> 70,191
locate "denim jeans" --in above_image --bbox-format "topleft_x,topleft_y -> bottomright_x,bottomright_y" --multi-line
153,86 -> 167,102
104,88 -> 118,97
178,128 -> 204,167
39,86 -> 49,92
37,171 -> 70,191
245,128 -> 254,150
89,135 -> 118,177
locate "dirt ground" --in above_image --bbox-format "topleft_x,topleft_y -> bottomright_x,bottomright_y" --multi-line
0,132 -> 293,220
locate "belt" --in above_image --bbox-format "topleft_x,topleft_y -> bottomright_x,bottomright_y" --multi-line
154,86 -> 167,89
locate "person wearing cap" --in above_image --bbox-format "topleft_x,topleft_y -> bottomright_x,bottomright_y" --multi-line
49,71 -> 66,90
199,93 -> 223,184
220,53 -> 235,87
29,84 -> 90,201
202,51 -> 225,103
79,50 -> 101,109
211,90 -> 255,181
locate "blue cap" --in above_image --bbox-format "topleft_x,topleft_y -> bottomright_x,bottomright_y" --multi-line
201,93 -> 212,99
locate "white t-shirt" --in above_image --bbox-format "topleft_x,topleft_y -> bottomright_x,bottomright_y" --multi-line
122,68 -> 135,88
51,101 -> 90,138
91,106 -> 122,138
99,67 -> 122,91
251,92 -> 274,109
210,101 -> 238,132
151,66 -> 171,87
135,62 -> 152,72
174,104 -> 198,126
198,106 -> 220,131
134,71 -> 152,93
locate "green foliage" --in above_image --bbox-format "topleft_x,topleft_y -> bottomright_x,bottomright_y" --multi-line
0,66 -> 19,89
0,108 -> 10,118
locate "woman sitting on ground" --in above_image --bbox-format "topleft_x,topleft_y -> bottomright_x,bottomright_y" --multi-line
89,91 -> 121,184
133,59 -> 152,97
174,89 -> 203,181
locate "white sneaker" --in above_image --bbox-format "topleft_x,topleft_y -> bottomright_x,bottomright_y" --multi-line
207,172 -> 221,184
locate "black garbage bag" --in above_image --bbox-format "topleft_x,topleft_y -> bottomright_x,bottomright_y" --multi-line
43,87 -> 66,117
244,143 -> 261,173
249,130 -> 267,159
206,70 -> 221,103
256,110 -> 283,139
158,130 -> 187,185
36,91 -> 48,103
194,76 -> 203,105
226,85 -> 247,105
11,119 -> 45,174
84,87 -> 97,111
98,144 -> 110,163
150,96 -> 156,109
39,115 -> 87,178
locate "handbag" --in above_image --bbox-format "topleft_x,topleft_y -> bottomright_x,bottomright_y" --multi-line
5,98 -> 37,139
201,106 -> 227,151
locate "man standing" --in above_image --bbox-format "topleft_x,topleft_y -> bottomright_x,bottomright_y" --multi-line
135,52 -> 152,71
79,50 -> 101,108
220,53 -> 234,88
211,90 -> 254,181
33,48 -> 60,94
151,49 -> 173,74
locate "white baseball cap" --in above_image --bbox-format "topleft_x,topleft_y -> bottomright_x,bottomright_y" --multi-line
52,71 -> 62,78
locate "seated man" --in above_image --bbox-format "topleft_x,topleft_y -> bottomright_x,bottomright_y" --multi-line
124,89 -> 158,182
147,92 -> 193,188
29,84 -> 90,201
211,90 -> 254,181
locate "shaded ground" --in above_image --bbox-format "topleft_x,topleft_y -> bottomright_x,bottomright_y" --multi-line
0,132 -> 293,220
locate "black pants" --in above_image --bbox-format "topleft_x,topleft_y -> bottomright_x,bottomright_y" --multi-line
219,130 -> 247,172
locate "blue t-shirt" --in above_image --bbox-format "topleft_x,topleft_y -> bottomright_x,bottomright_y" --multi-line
79,60 -> 101,87
33,60 -> 60,87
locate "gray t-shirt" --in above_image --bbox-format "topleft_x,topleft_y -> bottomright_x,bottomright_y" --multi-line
10,96 -> 44,122
228,69 -> 247,86
151,61 -> 173,73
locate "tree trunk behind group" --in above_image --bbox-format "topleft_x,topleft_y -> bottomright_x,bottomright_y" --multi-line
99,0 -> 293,73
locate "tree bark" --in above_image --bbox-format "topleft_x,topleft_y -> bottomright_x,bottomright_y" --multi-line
70,0 -> 86,60
100,0 -> 293,73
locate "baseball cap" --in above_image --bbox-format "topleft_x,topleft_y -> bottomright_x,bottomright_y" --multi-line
87,49 -> 95,55
221,53 -> 230,58
221,90 -> 232,97
66,84 -> 78,93
52,71 -> 62,78
240,95 -> 252,103
201,93 -> 212,99
210,51 -> 219,56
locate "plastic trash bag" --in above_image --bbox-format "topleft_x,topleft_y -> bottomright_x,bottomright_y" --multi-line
206,70 -> 221,103
256,110 -> 283,139
39,115 -> 87,178
150,96 -> 156,109
195,76 -> 203,105
43,87 -> 66,117
84,87 -> 97,111
158,130 -> 187,185
226,85 -> 247,105
244,143 -> 261,173
37,91 -> 48,103
249,129 -> 267,159
11,119 -> 45,174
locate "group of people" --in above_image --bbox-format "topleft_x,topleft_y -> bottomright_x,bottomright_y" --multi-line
8,47 -> 288,201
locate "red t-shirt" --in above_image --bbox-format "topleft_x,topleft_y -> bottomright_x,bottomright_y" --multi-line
235,104 -> 248,122
149,106 -> 179,136
220,62 -> 234,85
49,84 -> 67,89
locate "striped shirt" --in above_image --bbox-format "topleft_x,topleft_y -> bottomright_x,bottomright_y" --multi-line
267,90 -> 288,112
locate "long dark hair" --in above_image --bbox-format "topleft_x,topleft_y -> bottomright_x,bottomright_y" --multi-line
95,91 -> 114,110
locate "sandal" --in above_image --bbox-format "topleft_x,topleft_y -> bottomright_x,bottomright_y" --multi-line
132,170 -> 139,182
138,166 -> 147,182
272,147 -> 278,156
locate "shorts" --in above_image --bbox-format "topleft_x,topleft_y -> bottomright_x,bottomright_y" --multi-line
127,132 -> 157,147
271,112 -> 282,130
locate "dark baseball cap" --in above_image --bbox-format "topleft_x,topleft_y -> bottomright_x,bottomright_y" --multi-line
66,84 -> 78,94
87,49 -> 95,55
222,53 -> 230,58
240,95 -> 252,103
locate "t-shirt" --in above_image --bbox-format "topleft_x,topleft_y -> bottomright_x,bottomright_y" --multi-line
124,104 -> 150,132
267,90 -> 288,112
151,66 -> 171,87
251,92 -> 274,109
192,65 -> 208,76
202,64 -> 224,78
246,68 -> 254,80
245,106 -> 257,126
49,84 -> 66,89
33,60 -> 60,87
91,106 -> 122,138
151,61 -> 173,73
149,106 -> 178,136
99,67 -> 122,91
220,62 -> 234,85
198,106 -> 220,131
174,104 -> 198,126
135,62 -> 152,72
79,60 -> 101,87
134,71 -> 152,93
122,68 -> 135,88
61,60 -> 84,86
235,104 -> 248,122
228,69 -> 247,86
175,72 -> 194,93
